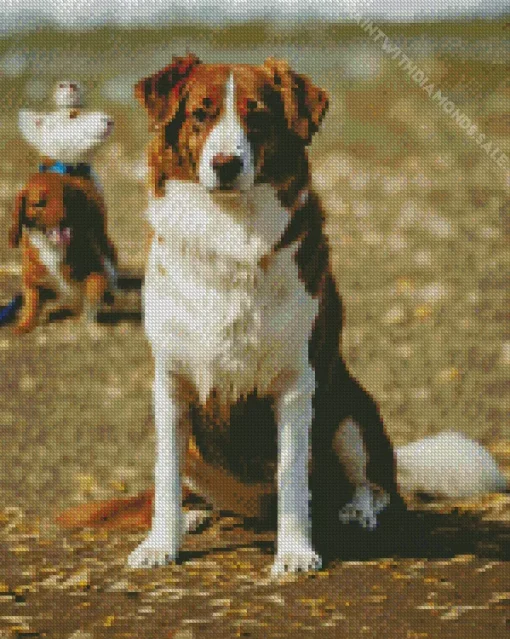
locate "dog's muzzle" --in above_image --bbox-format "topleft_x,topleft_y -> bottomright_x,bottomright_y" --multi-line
46,226 -> 72,246
212,154 -> 243,189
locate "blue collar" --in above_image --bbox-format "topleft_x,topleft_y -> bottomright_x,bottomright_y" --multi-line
39,161 -> 91,178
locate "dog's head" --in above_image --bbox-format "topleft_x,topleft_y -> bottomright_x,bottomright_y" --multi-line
9,173 -> 88,247
135,54 -> 328,196
18,109 -> 114,163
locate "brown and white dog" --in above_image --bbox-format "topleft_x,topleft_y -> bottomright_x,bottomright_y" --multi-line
9,172 -> 117,332
127,54 -> 401,575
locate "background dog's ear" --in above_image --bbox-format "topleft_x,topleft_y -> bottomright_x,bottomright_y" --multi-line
134,53 -> 201,125
9,190 -> 27,248
263,58 -> 328,144
63,181 -> 115,259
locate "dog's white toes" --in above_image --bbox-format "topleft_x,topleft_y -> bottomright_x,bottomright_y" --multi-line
127,535 -> 179,569
184,509 -> 211,533
339,503 -> 377,530
127,514 -> 207,568
271,547 -> 322,576
339,485 -> 389,530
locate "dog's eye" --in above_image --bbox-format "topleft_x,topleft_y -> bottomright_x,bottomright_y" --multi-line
202,97 -> 213,108
246,108 -> 270,135
192,108 -> 208,123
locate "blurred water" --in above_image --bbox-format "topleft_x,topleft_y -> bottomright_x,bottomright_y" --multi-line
0,0 -> 508,34
1,35 -> 507,108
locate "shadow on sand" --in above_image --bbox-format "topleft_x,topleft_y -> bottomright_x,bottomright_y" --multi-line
313,506 -> 509,566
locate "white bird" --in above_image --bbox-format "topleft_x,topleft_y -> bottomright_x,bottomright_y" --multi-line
53,80 -> 83,109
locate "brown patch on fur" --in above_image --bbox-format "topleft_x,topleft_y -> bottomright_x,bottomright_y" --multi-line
134,54 -> 201,126
190,393 -> 277,486
135,54 -> 201,195
263,57 -> 329,144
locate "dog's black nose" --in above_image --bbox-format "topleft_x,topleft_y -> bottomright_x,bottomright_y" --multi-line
212,154 -> 243,186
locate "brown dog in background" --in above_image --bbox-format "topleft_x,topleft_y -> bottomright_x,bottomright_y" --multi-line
9,172 -> 117,333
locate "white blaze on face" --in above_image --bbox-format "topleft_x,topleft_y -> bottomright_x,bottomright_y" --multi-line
198,72 -> 255,191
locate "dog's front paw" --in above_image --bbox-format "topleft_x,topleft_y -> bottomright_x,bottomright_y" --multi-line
271,543 -> 322,576
127,534 -> 179,569
339,485 -> 390,530
12,321 -> 36,334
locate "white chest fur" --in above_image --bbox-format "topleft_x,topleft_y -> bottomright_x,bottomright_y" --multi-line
27,229 -> 73,296
144,182 -> 319,403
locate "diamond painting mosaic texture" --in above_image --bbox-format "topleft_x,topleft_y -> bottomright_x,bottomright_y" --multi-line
0,2 -> 509,638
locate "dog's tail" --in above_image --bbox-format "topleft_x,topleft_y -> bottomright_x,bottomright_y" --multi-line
56,489 -> 155,530
395,431 -> 508,500
56,483 -> 203,531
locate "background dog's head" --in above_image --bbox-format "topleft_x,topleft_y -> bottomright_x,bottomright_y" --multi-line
13,173 -> 66,238
134,54 -> 328,195
9,173 -> 94,248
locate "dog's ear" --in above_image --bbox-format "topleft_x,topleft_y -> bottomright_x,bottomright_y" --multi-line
62,181 -> 89,227
18,110 -> 44,147
263,58 -> 328,144
9,189 -> 27,248
63,181 -> 112,252
134,53 -> 201,126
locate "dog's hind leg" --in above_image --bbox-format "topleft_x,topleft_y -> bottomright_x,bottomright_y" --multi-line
312,355 -> 401,541
13,285 -> 40,333
335,418 -> 390,530
331,361 -> 404,531
83,272 -> 108,322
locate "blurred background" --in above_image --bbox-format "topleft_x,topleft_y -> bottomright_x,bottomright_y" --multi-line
0,1 -> 508,512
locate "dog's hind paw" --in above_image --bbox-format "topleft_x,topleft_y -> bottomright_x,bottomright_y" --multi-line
339,485 -> 390,531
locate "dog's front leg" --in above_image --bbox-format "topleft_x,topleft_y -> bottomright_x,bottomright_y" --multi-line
13,285 -> 40,333
127,358 -> 184,568
271,369 -> 321,576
